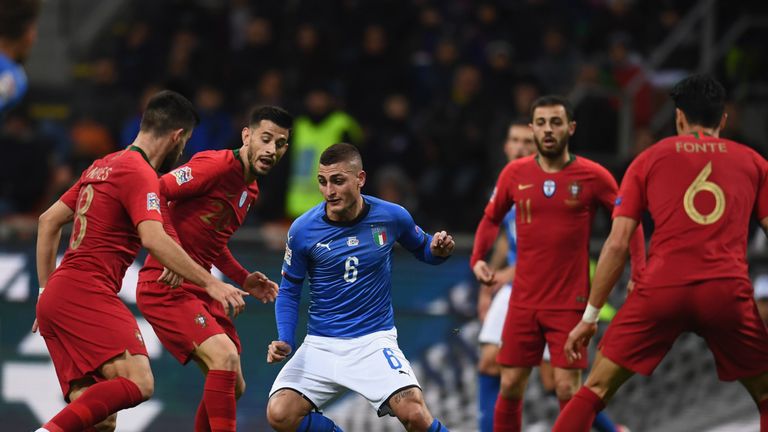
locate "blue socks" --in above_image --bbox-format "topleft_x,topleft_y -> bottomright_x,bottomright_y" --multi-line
592,411 -> 618,432
427,418 -> 449,431
298,412 -> 343,432
478,372 -> 500,432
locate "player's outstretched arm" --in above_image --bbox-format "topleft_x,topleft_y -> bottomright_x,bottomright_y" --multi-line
564,216 -> 638,363
32,200 -> 75,333
213,246 -> 250,287
138,220 -> 248,317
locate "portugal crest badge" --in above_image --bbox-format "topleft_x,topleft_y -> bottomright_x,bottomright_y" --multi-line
543,180 -> 556,198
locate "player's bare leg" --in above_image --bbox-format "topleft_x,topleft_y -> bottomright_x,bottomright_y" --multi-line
266,389 -> 315,431
739,370 -> 768,431
191,334 -> 242,432
553,367 -> 581,405
499,366 -> 531,399
494,366 -> 531,431
551,352 -> 634,432
387,386 -> 448,431
478,344 -> 501,376
539,360 -> 555,392
98,350 -> 155,398
69,378 -> 117,432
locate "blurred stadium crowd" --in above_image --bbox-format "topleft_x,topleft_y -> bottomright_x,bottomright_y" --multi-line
1,0 -> 766,234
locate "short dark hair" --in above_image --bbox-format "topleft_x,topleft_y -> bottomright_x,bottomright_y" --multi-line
139,90 -> 200,135
319,143 -> 362,166
0,0 -> 40,39
529,95 -> 574,122
249,105 -> 294,130
670,74 -> 726,128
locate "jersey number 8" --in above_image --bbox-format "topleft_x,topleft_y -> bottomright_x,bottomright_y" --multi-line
71,184 -> 95,249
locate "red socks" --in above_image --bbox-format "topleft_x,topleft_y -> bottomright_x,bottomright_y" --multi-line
44,377 -> 143,432
203,370 -> 237,432
493,396 -> 522,432
552,387 -> 605,432
759,398 -> 768,432
195,398 -> 212,432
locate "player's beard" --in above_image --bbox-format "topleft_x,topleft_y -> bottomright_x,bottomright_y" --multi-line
158,142 -> 184,173
535,134 -> 568,160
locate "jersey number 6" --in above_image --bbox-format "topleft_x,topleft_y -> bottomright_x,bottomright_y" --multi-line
344,256 -> 359,283
683,161 -> 725,225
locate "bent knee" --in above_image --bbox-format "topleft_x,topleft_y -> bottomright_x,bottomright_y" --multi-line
267,399 -> 301,431
554,381 -> 577,400
94,414 -> 117,432
128,374 -> 154,400
396,403 -> 432,431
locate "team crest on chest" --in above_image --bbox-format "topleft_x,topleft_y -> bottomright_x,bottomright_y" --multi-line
565,181 -> 582,207
239,190 -> 248,208
371,225 -> 388,247
171,166 -> 193,185
347,236 -> 359,247
542,180 -> 556,198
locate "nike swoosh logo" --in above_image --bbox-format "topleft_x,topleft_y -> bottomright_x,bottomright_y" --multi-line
518,184 -> 533,190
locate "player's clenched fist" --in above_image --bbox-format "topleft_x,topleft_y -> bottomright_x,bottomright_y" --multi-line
473,259 -> 495,284
430,230 -> 455,257
267,340 -> 292,363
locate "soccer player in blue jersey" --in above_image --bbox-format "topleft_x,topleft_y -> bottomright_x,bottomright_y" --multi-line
0,0 -> 39,116
266,142 -> 455,432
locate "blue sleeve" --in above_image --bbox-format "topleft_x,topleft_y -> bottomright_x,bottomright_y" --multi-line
0,60 -> 28,115
394,205 -> 447,265
276,226 -> 307,350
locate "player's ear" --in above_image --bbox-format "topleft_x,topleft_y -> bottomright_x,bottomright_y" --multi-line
241,126 -> 251,145
568,120 -> 576,136
358,170 -> 366,189
675,108 -> 686,133
170,128 -> 185,144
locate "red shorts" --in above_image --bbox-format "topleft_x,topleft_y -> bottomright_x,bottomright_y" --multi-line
37,273 -> 148,400
498,305 -> 587,369
136,280 -> 241,365
600,278 -> 768,381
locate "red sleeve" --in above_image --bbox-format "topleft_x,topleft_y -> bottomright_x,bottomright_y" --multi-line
613,154 -> 648,221
755,155 -> 768,220
121,165 -> 164,227
59,177 -> 83,211
160,196 -> 181,244
160,152 -> 225,201
213,247 -> 249,287
594,162 -> 646,279
470,163 -> 516,267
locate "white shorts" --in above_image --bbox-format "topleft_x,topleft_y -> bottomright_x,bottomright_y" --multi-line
478,284 -> 512,345
269,328 -> 420,416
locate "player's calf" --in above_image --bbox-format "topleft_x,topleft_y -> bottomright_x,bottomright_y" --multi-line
388,387 -> 448,432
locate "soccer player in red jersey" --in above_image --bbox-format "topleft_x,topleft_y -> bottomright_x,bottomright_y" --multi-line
135,106 -> 292,432
553,75 -> 768,432
32,91 -> 248,432
471,95 -> 645,432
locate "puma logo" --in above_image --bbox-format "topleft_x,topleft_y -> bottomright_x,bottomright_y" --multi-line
518,184 -> 533,190
398,370 -> 410,376
316,241 -> 332,251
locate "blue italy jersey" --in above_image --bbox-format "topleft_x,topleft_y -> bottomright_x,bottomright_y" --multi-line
0,52 -> 28,116
503,207 -> 517,266
277,195 -> 446,348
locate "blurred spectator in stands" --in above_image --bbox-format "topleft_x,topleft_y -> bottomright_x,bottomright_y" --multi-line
115,21 -> 163,94
421,64 -> 491,230
570,62 -> 618,154
0,0 -> 39,117
231,16 -> 278,94
484,41 -> 516,108
285,87 -> 363,219
374,165 -> 423,223
72,57 -> 133,140
583,0 -> 646,56
367,93 -> 423,181
411,38 -> 460,109
347,24 -> 404,124
608,32 -> 652,127
532,27 -> 580,94
185,83 -> 234,157
285,23 -> 337,97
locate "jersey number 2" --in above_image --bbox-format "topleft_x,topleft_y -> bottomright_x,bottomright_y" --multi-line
683,161 -> 725,225
71,184 -> 95,249
343,256 -> 359,282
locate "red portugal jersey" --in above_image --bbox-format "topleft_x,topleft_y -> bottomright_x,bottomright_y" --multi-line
53,147 -> 163,292
614,134 -> 768,287
138,149 -> 258,282
473,155 -> 638,310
